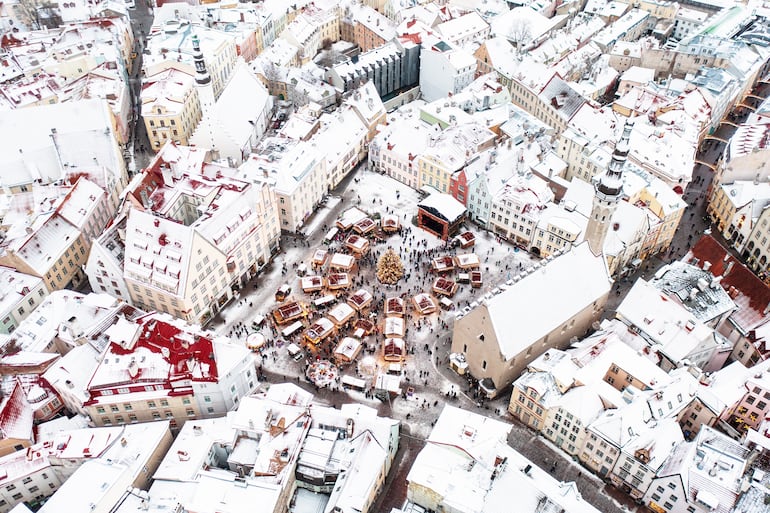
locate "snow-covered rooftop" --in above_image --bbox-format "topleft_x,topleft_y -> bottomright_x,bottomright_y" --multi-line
478,243 -> 611,360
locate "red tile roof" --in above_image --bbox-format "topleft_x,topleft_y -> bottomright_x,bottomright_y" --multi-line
686,235 -> 770,332
0,380 -> 34,442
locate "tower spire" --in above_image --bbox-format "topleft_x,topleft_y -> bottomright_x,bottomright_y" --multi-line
192,34 -> 210,86
597,119 -> 633,198
585,118 -> 634,258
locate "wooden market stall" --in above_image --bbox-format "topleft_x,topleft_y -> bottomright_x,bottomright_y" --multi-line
347,289 -> 373,312
383,337 -> 406,362
455,231 -> 476,249
334,337 -> 363,365
353,217 -> 377,235
353,318 -> 375,338
471,270 -> 483,288
301,275 -> 325,293
329,253 -> 356,272
311,249 -> 329,269
272,300 -> 307,324
328,302 -> 356,327
383,316 -> 405,338
326,272 -> 351,291
384,297 -> 405,317
303,317 -> 335,346
431,255 -> 455,273
432,277 -> 458,297
336,207 -> 369,230
412,293 -> 437,315
454,253 -> 481,270
344,234 -> 370,256
381,214 -> 400,233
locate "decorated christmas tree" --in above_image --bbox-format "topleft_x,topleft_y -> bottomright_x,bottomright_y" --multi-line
376,248 -> 404,284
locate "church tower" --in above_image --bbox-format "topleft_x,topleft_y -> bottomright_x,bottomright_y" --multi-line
192,34 -> 215,114
586,119 -> 633,256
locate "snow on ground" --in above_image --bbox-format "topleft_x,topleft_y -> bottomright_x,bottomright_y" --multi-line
209,167 -> 541,433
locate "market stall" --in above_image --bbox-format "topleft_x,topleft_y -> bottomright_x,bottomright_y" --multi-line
455,231 -> 476,249
353,217 -> 377,235
329,253 -> 356,272
383,316 -> 405,337
336,207 -> 369,230
381,214 -> 400,233
328,302 -> 356,327
326,272 -> 351,291
334,337 -> 363,365
344,234 -> 370,256
347,289 -> 373,312
471,270 -> 483,288
412,293 -> 437,315
273,300 -> 307,324
384,297 -> 405,317
431,255 -> 455,273
454,253 -> 481,270
432,277 -> 458,297
311,249 -> 329,268
302,317 -> 335,345
353,319 -> 375,338
383,337 -> 406,362
301,275 -> 325,293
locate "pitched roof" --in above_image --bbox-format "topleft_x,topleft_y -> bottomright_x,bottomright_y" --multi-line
686,235 -> 770,333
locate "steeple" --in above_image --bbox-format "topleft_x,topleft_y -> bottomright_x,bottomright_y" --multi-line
585,118 -> 634,257
596,118 -> 633,199
192,34 -> 215,114
192,34 -> 210,86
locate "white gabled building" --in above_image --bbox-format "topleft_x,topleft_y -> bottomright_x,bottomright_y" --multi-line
238,138 -> 326,233
615,279 -> 733,373
127,383 -> 398,513
451,243 -> 612,398
419,42 -> 477,102
642,425 -> 750,513
0,422 -> 172,513
94,143 -> 280,324
189,61 -> 273,166
0,99 -> 128,208
369,103 -> 433,189
406,404 -> 602,513
0,267 -> 48,335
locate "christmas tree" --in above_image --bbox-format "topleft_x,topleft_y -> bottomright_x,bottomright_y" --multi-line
376,248 -> 404,284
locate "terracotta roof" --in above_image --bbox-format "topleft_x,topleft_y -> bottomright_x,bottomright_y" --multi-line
686,235 -> 770,333
0,380 -> 34,442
